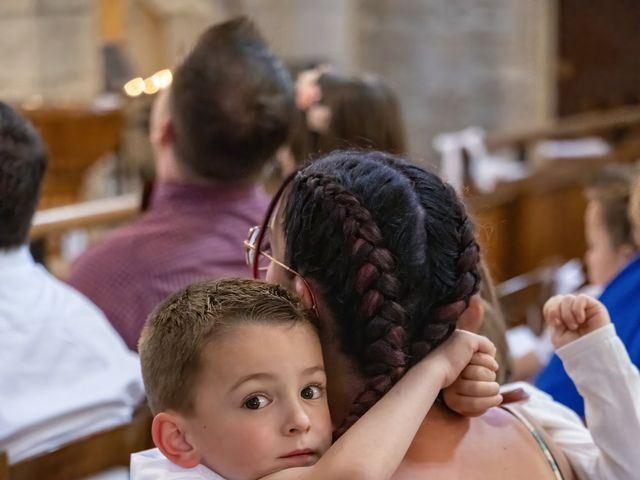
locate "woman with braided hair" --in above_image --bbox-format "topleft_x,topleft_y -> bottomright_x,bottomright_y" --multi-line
247,150 -> 571,479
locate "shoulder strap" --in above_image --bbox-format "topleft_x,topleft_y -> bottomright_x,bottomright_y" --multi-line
501,404 -> 576,480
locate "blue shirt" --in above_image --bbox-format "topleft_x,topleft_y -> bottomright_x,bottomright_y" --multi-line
535,255 -> 640,417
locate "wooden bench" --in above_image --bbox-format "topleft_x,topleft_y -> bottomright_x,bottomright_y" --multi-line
0,405 -> 153,480
496,266 -> 559,333
30,193 -> 141,240
466,105 -> 640,283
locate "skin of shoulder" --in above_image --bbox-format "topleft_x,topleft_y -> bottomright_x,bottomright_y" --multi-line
392,406 -> 559,480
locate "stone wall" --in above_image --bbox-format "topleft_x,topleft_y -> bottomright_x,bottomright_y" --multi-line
0,0 -> 101,104
0,0 -> 555,161
353,0 -> 555,161
246,0 -> 555,161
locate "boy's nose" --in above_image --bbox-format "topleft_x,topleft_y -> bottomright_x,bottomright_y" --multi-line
283,402 -> 312,435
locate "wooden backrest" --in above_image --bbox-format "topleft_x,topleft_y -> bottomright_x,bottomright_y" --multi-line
1,405 -> 153,480
486,104 -> 640,156
30,193 -> 141,240
497,266 -> 558,333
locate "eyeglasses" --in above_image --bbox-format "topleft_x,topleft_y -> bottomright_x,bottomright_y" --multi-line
244,225 -> 296,277
243,224 -> 319,317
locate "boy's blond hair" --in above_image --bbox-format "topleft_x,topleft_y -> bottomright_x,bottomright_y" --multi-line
139,278 -> 310,415
585,163 -> 639,250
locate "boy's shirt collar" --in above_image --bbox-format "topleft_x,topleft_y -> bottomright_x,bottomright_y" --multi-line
130,448 -> 226,480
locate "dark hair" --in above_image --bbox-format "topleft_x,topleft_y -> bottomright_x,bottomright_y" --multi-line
312,73 -> 406,157
139,278 -> 311,415
281,150 -> 480,434
586,163 -> 639,249
169,17 -> 295,181
0,102 -> 47,248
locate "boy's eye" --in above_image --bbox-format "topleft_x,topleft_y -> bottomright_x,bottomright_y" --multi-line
301,385 -> 322,400
243,395 -> 270,410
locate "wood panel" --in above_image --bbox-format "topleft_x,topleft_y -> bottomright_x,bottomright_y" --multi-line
558,0 -> 640,116
466,158 -> 604,283
21,107 -> 124,209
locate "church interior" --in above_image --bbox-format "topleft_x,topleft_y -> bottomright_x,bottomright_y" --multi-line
2,1 -> 640,479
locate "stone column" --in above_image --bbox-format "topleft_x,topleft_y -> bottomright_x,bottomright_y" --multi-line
353,0 -> 555,162
242,0 -> 355,71
126,0 -> 232,76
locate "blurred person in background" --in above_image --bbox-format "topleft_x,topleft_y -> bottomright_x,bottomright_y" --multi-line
0,101 -> 144,466
68,18 -> 295,350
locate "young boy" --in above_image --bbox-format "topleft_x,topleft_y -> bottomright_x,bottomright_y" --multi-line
131,278 -> 500,480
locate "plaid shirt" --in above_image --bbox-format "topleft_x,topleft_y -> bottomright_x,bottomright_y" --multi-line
68,181 -> 269,350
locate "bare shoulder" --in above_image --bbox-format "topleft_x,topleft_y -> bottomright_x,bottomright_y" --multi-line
393,406 -> 560,480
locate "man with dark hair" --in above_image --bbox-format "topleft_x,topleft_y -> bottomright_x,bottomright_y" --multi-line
68,17 -> 295,350
0,102 -> 144,463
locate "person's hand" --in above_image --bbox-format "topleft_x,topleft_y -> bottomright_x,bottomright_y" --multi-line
420,330 -> 502,415
544,294 -> 611,349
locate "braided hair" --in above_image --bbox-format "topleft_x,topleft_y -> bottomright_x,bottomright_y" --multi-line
282,150 -> 480,435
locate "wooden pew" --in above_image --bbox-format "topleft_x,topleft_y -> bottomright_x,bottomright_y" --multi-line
22,107 -> 124,209
466,105 -> 640,283
30,193 -> 140,240
486,104 -> 640,162
0,405 -> 153,480
466,157 -> 607,282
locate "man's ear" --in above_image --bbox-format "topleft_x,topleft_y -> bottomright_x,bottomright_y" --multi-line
458,294 -> 485,333
294,276 -> 314,310
151,412 -> 201,469
157,119 -> 174,147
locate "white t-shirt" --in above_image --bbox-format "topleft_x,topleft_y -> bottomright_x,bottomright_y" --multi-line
131,448 -> 225,480
0,246 -> 145,463
504,324 -> 640,480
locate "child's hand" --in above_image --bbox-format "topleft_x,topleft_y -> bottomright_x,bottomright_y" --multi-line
544,294 -> 611,349
422,330 -> 502,416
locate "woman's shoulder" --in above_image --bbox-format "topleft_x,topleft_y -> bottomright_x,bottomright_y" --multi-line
392,406 -> 563,480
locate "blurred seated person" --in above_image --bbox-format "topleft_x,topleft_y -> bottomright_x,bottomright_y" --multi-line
0,102 -> 144,464
535,163 -> 640,416
271,69 -> 407,181
68,18 -> 295,350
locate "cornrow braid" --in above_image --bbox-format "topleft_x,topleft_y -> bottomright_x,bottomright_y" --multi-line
388,162 -> 481,361
289,172 -> 410,436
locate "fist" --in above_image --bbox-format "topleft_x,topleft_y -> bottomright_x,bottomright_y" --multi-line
543,294 -> 611,349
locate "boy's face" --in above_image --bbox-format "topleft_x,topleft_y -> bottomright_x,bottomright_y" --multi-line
183,322 -> 332,480
584,201 -> 630,287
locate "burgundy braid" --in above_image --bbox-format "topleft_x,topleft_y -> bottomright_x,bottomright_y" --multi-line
295,173 -> 410,438
408,186 -> 481,361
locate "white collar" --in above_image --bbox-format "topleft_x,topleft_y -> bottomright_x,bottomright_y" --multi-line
0,245 -> 34,270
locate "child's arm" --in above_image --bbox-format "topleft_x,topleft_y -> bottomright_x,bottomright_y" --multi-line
540,294 -> 640,479
262,330 -> 501,480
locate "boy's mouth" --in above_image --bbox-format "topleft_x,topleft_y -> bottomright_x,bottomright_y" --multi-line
279,448 -> 316,459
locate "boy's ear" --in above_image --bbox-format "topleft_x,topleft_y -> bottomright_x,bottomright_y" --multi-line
458,294 -> 485,333
294,276 -> 314,310
619,242 -> 636,262
152,412 -> 201,469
